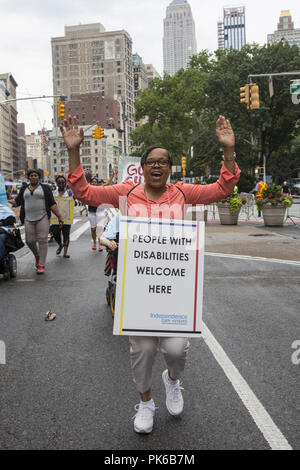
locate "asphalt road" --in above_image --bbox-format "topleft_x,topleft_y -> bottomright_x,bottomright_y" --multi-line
0,212 -> 299,450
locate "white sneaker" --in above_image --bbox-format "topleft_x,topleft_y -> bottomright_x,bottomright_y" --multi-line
162,369 -> 184,416
133,400 -> 156,434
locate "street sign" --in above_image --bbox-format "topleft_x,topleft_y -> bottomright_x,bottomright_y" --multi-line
290,80 -> 300,94
291,80 -> 300,105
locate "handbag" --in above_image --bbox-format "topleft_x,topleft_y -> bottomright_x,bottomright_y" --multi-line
5,227 -> 25,252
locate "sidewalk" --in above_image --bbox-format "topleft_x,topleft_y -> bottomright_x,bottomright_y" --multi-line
205,221 -> 300,262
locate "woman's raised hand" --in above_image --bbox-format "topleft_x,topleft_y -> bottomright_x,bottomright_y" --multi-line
60,116 -> 84,150
216,115 -> 235,150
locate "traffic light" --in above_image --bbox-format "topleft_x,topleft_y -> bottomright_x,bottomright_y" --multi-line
181,156 -> 187,170
58,101 -> 65,119
250,84 -> 260,110
255,166 -> 264,176
92,126 -> 105,139
240,84 -> 250,108
98,127 -> 104,139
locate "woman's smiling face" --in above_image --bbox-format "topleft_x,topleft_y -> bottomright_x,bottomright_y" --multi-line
142,148 -> 171,189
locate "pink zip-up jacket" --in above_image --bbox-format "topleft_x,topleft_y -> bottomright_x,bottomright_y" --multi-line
67,163 -> 241,219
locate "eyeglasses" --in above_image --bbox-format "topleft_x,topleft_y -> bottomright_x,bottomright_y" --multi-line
144,159 -> 170,168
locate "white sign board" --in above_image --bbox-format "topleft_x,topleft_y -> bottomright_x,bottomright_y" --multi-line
117,155 -> 145,184
113,217 -> 205,338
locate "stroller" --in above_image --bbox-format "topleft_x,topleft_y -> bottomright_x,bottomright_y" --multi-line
105,242 -> 119,316
0,225 -> 24,281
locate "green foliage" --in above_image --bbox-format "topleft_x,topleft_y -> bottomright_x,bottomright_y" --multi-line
221,186 -> 247,212
131,43 -> 300,179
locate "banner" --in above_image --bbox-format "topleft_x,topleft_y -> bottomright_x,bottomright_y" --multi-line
0,176 -> 8,205
113,217 -> 205,338
50,197 -> 74,225
117,155 -> 145,184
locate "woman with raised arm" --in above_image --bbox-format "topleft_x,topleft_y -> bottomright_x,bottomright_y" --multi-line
61,115 -> 241,434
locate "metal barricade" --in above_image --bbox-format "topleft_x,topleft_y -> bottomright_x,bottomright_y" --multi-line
239,193 -> 257,220
286,197 -> 300,228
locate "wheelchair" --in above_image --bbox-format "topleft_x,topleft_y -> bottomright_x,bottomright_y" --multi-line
0,225 -> 23,281
0,246 -> 17,281
105,246 -> 118,316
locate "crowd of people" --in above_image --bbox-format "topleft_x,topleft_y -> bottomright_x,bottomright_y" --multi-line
1,168 -> 118,276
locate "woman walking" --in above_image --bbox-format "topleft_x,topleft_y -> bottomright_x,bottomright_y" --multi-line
52,175 -> 72,258
9,169 -> 63,274
61,115 -> 240,434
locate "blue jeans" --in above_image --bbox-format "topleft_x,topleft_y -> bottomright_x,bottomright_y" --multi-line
0,233 -> 7,262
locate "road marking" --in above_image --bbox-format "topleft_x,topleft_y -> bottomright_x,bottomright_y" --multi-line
202,322 -> 292,450
70,222 -> 90,241
205,252 -> 300,267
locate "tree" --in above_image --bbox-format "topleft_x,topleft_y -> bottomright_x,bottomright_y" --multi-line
189,43 -> 300,177
131,43 -> 300,180
131,66 -> 208,161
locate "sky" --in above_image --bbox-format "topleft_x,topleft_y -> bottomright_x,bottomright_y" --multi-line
1,0 -> 300,134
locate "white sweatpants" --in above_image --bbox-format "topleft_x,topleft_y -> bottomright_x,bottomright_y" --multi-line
129,336 -> 190,394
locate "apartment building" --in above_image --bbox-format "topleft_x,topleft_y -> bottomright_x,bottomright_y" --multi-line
145,64 -> 161,83
0,73 -> 18,178
51,23 -> 134,154
268,11 -> 300,48
133,53 -> 148,99
48,126 -> 121,181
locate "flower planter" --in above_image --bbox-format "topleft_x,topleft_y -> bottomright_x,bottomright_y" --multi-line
217,202 -> 241,225
261,204 -> 286,226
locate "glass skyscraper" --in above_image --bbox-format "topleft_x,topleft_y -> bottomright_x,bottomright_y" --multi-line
163,0 -> 197,76
218,6 -> 246,51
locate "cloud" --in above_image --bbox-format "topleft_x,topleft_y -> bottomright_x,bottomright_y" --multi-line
1,0 -> 300,133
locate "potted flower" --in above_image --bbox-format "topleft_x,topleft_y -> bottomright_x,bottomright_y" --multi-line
217,186 -> 247,225
256,183 -> 293,226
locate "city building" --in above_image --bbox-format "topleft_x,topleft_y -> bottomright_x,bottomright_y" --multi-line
133,53 -> 148,99
0,73 -> 18,178
17,123 -> 27,174
217,21 -> 225,50
218,6 -> 246,51
163,0 -> 197,76
145,64 -> 161,83
48,126 -> 121,181
26,133 -> 43,172
267,11 -> 300,48
51,23 -> 134,154
63,92 -> 121,129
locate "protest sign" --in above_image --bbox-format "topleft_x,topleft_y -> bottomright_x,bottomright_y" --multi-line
50,197 -> 74,225
113,216 -> 204,338
117,155 -> 145,184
